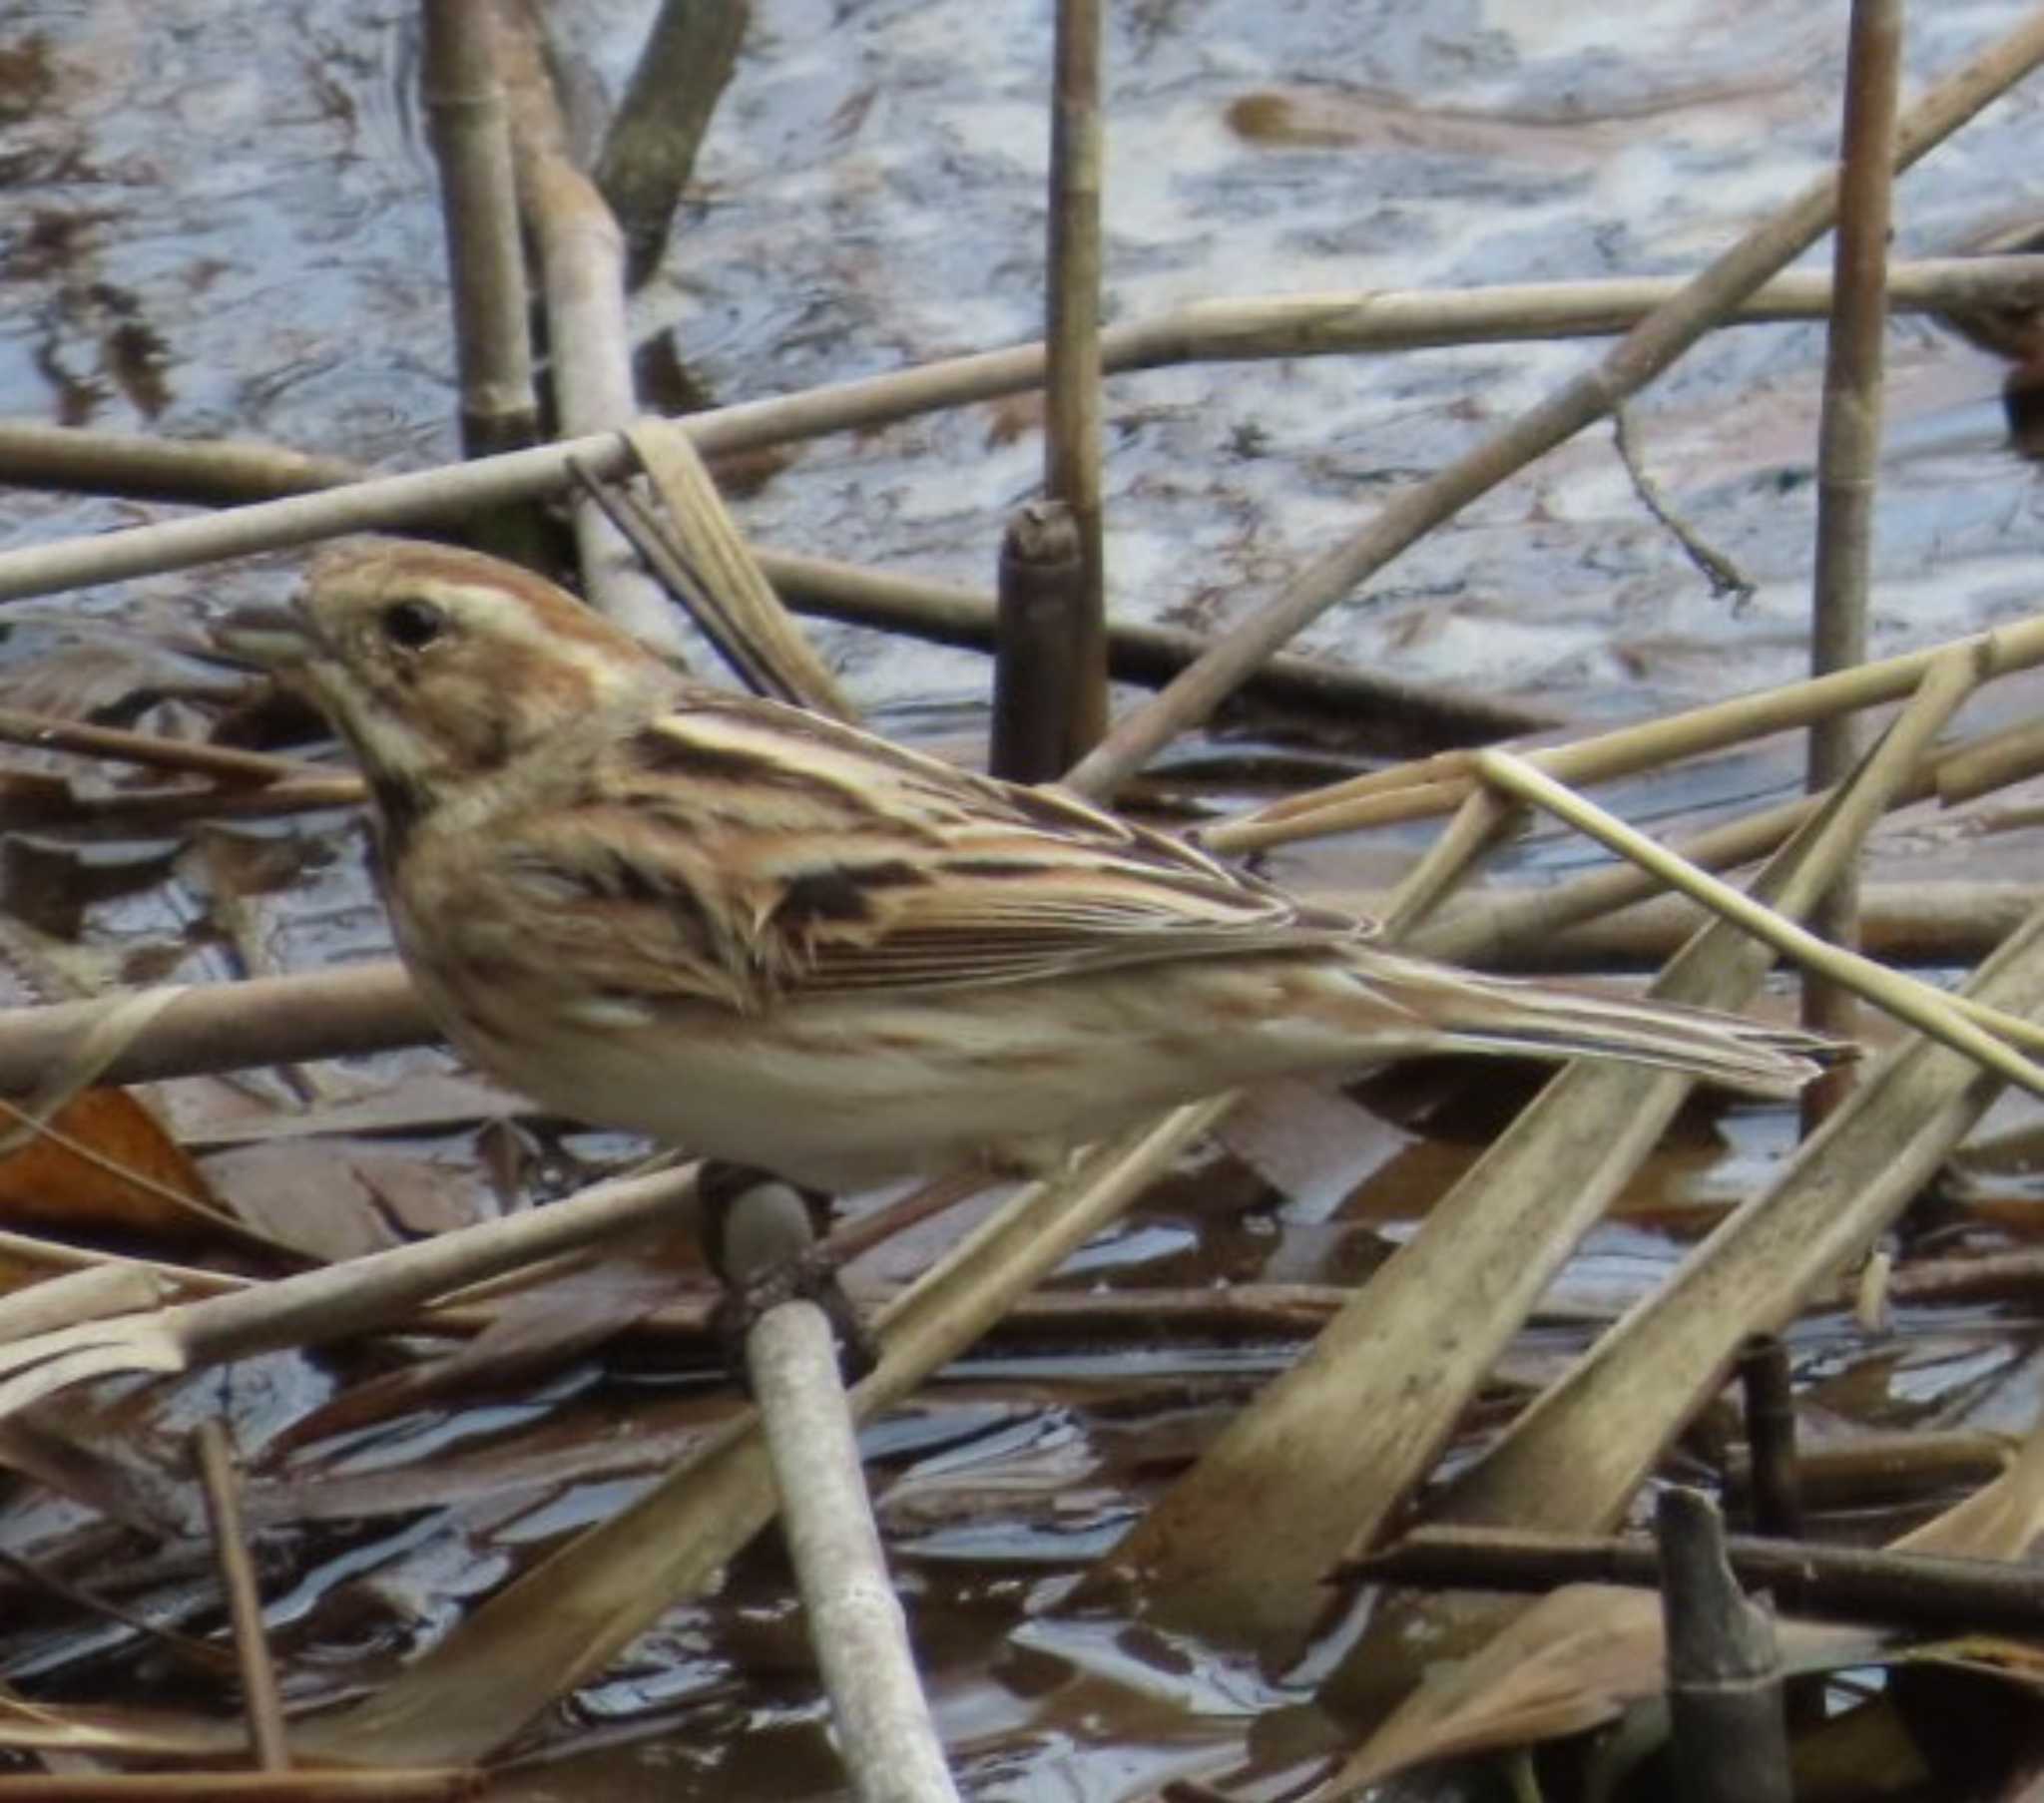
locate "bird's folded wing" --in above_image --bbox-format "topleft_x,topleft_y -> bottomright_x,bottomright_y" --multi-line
520,706 -> 1384,1000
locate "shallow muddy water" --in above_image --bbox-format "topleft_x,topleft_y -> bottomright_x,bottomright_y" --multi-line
3,0 -> 2044,1796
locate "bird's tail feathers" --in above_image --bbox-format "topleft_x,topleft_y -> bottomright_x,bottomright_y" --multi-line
1338,950 -> 1853,1100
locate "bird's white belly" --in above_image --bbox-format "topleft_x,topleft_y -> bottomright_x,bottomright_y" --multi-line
433,965 -> 1350,1192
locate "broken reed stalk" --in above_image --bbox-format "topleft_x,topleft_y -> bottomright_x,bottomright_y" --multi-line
1043,0 -> 1108,762
1659,1488 -> 1792,1803
1211,608 -> 2044,853
991,501 -> 1087,781
13,254 -> 2044,605
421,0 -> 539,462
1062,11 -> 2044,800
1803,0 -> 1905,1122
491,2 -> 685,654
593,0 -> 750,288
727,1181 -> 963,1803
1738,1336 -> 1804,1540
193,1421 -> 291,1772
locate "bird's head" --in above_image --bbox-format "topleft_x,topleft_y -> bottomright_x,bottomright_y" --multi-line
220,539 -> 672,802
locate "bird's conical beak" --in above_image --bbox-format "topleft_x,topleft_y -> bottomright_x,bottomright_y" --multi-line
213,603 -> 313,672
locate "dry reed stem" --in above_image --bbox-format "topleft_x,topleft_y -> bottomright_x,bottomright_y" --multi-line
1377,785 -> 1516,937
758,547 -> 1557,738
1211,608 -> 2044,853
6,260 -> 2044,512
1064,12 -> 2044,799
9,249 -> 2044,607
594,0 -> 749,287
493,3 -> 684,653
1934,715 -> 2044,801
1417,879 -> 2043,973
1043,0 -> 1108,760
421,0 -> 539,460
0,1164 -> 699,1425
1475,740 -> 2044,1078
0,421 -> 364,503
1802,0 -> 1905,1106
0,964 -> 428,1094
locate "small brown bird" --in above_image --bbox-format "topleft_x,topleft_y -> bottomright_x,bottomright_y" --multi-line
222,540 -> 1842,1192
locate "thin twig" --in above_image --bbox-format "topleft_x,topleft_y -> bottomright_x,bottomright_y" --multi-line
1611,404 -> 1754,602
194,1422 -> 290,1772
1345,1520 -> 2044,1636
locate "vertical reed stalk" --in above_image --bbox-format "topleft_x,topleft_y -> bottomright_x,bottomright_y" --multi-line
1044,0 -> 1109,764
1804,0 -> 1904,1127
421,0 -> 539,461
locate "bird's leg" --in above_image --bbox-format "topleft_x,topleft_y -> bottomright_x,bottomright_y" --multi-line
699,1161 -> 879,1385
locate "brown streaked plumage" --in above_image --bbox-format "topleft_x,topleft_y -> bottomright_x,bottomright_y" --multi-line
220,539 -> 1849,1190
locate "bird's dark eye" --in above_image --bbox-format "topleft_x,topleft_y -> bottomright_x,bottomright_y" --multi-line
380,599 -> 446,652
